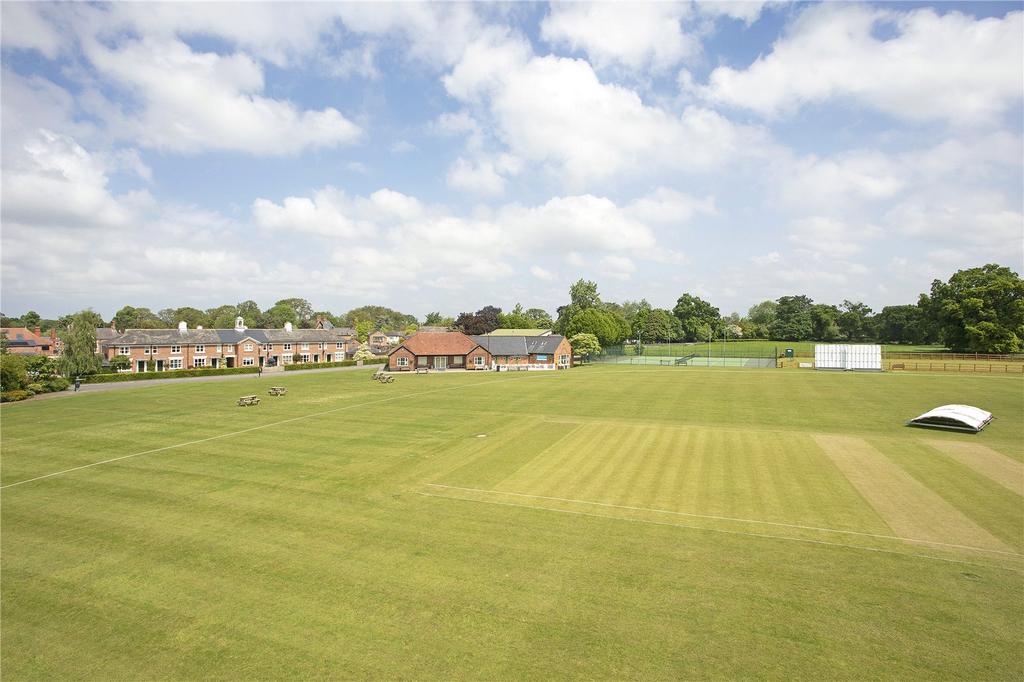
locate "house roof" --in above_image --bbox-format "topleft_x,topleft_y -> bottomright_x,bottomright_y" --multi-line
471,335 -> 566,356
391,331 -> 482,356
96,328 -> 120,340
1,327 -> 52,347
483,328 -> 552,336
107,327 -> 356,346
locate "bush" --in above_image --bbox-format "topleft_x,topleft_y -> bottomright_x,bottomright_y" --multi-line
26,382 -> 44,395
0,354 -> 28,391
284,358 -> 385,371
82,366 -> 260,384
42,376 -> 70,392
0,389 -> 32,403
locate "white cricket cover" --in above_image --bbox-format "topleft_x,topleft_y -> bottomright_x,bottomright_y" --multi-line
814,344 -> 882,371
907,404 -> 993,433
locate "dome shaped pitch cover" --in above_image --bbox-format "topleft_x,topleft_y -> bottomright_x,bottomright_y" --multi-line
907,405 -> 994,433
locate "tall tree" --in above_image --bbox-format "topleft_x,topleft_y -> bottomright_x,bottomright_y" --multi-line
810,304 -> 841,341
498,303 -> 536,329
21,311 -> 41,328
565,308 -> 625,346
920,264 -> 1024,352
556,279 -> 601,332
568,333 -> 601,360
344,305 -> 417,330
838,300 -> 874,341
875,305 -> 930,344
57,310 -> 102,377
206,305 -> 239,329
769,295 -> 815,340
524,308 -> 554,328
746,300 -> 778,339
454,306 -> 502,335
236,300 -> 262,326
423,312 -> 445,326
58,310 -> 104,331
672,293 -> 721,341
273,298 -> 314,327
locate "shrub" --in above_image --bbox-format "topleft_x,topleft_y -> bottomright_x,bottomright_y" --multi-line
26,382 -> 44,395
0,389 -> 32,402
42,376 -> 70,392
284,358 -> 385,371
82,366 -> 260,384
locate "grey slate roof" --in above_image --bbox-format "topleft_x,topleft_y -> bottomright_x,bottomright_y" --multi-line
470,335 -> 565,356
107,327 -> 355,346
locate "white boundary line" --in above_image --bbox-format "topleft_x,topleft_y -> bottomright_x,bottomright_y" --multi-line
418,492 -> 1024,573
1,373 -> 555,491
427,484 -> 1024,558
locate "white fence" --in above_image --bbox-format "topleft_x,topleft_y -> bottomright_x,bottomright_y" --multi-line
814,344 -> 882,371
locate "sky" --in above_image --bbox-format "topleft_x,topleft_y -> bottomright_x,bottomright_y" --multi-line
1,1 -> 1022,321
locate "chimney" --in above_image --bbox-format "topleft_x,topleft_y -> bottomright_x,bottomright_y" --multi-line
178,321 -> 187,332
284,321 -> 293,333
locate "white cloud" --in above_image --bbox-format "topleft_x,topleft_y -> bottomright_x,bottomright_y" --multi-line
446,157 -> 508,196
252,187 -> 363,238
787,216 -> 882,258
530,265 -> 555,281
696,1 -> 769,24
701,5 -> 1024,125
626,188 -> 717,224
749,251 -> 781,265
81,37 -> 361,155
541,2 -> 699,71
445,37 -> 769,188
0,3 -> 63,58
599,255 -> 637,280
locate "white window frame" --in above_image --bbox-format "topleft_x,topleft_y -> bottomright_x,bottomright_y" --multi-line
300,353 -> 310,363
194,345 -> 204,354
242,357 -> 255,366
336,342 -> 344,350
171,345 -> 181,354
474,356 -> 484,367
559,354 -> 569,366
301,343 -> 309,351
283,343 -> 292,351
397,357 -> 409,367
244,343 -> 254,352
216,345 -> 222,353
168,358 -> 183,370
149,346 -> 158,355
452,356 -> 464,366
194,357 -> 206,367
118,346 -> 130,356
536,354 -> 548,362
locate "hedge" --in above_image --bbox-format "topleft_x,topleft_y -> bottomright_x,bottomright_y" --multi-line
1,389 -> 33,403
284,358 -> 385,371
83,367 -> 260,384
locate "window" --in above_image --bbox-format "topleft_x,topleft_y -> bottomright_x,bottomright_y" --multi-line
171,345 -> 181,354
474,356 -> 484,367
536,354 -> 548,362
194,358 -> 206,367
149,346 -> 158,355
452,356 -> 464,366
194,345 -> 204,354
301,343 -> 309,351
417,356 -> 428,367
261,343 -> 272,352
397,357 -> 409,367
300,353 -> 310,363
119,346 -> 130,355
244,343 -> 254,352
216,345 -> 222,353
168,358 -> 183,370
336,342 -> 344,349
283,343 -> 292,351
559,354 -> 569,365
242,357 -> 254,366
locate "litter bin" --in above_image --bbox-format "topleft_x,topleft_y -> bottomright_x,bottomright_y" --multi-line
785,348 -> 794,358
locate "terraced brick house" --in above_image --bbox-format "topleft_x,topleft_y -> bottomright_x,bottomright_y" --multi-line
101,317 -> 357,372
0,327 -> 60,357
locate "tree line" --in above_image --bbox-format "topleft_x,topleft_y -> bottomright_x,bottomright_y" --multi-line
2,263 -> 1021,357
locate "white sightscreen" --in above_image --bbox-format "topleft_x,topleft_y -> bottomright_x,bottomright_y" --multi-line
814,344 -> 882,371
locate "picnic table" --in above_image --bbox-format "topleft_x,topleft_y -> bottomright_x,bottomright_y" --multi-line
415,368 -> 430,374
268,386 -> 287,396
238,395 -> 261,406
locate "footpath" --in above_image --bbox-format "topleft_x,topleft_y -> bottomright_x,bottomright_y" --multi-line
19,364 -> 375,402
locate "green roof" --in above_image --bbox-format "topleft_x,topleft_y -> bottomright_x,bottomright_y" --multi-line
483,328 -> 552,336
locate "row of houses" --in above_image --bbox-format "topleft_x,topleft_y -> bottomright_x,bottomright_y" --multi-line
0,327 -> 61,356
387,332 -> 572,371
96,317 -> 408,372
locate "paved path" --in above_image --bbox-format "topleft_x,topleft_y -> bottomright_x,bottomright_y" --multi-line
17,365 -> 378,402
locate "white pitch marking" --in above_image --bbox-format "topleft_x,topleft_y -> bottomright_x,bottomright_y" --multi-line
1,372 -> 558,491
427,484 -> 1024,558
418,492 -> 1023,573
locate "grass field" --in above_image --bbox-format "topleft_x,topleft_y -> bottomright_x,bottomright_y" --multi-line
2,367 -> 1022,679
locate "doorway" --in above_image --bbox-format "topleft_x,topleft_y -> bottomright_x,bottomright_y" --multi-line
435,356 -> 447,370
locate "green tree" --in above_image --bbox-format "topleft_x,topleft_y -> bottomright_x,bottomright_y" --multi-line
206,305 -> 239,329
568,333 -> 601,360
236,300 -> 262,326
355,320 -> 374,343
838,300 -> 874,341
498,303 -> 536,329
642,309 -> 677,342
263,302 -> 300,328
747,300 -> 778,339
25,355 -> 57,380
344,305 -> 417,330
21,311 -> 41,328
0,353 -> 28,390
423,311 -> 446,326
556,279 -> 601,333
353,343 -> 376,362
672,293 -> 721,341
524,308 -> 553,328
58,310 -> 104,331
810,304 -> 842,341
57,310 -> 102,377
769,295 -> 815,340
109,355 -> 131,371
875,305 -> 930,344
113,305 -> 165,330
920,264 -> 1024,352
565,308 -> 626,346
275,298 -> 315,327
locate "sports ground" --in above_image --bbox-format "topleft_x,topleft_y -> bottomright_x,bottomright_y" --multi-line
2,366 -> 1022,678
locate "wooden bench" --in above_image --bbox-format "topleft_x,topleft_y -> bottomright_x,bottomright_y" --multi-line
238,395 -> 260,406
891,363 -> 905,370
268,387 -> 287,396
415,368 -> 430,374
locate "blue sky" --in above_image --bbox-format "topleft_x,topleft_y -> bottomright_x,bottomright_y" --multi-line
2,1 -> 1021,321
